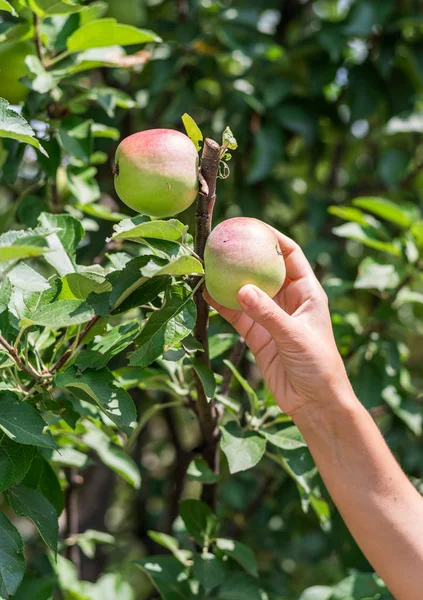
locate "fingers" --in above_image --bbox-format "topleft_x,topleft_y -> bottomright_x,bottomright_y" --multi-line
237,284 -> 293,343
202,289 -> 254,339
268,226 -> 316,282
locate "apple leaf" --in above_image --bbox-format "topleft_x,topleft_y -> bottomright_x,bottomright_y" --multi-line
182,113 -> 203,151
220,421 -> 266,474
0,512 -> 25,598
112,218 -> 187,243
67,19 -> 162,53
0,0 -> 17,16
140,255 -> 204,278
0,99 -> 47,156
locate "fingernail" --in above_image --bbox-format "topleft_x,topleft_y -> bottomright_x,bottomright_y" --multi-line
239,285 -> 259,308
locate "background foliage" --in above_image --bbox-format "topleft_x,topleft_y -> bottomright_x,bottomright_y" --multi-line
0,0 -> 423,598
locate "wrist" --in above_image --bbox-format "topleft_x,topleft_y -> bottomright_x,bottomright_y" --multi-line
290,384 -> 362,437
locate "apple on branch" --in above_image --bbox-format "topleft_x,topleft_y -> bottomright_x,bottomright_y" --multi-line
204,217 -> 286,310
113,128 -> 199,218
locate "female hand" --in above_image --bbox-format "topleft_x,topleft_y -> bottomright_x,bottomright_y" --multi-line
203,228 -> 354,418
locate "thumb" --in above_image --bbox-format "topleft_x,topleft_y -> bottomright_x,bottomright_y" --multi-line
238,284 -> 292,341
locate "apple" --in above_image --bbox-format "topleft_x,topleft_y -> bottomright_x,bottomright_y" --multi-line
114,129 -> 199,218
0,40 -> 34,105
204,217 -> 286,310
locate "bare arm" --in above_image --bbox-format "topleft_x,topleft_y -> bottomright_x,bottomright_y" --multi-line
205,229 -> 423,599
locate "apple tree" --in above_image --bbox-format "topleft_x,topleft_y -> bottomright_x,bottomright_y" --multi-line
0,1 -> 422,599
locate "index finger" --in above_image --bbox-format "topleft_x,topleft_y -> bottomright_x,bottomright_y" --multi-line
269,226 -> 316,282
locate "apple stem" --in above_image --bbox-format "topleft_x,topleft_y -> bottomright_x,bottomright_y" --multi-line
193,137 -> 221,509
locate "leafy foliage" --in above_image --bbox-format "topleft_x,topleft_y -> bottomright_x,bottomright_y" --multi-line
0,0 -> 421,598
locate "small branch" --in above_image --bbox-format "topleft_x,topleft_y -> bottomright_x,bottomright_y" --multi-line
51,316 -> 100,373
0,334 -> 44,383
33,13 -> 44,66
64,467 -> 81,576
193,138 -> 221,509
220,337 -> 246,396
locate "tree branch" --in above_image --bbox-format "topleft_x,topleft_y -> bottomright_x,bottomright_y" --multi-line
220,337 -> 246,396
0,335 -> 44,383
194,137 -> 221,509
64,467 -> 81,576
51,316 -> 100,373
33,13 -> 44,66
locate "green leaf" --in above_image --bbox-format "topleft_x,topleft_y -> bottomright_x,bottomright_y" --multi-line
67,18 -> 162,52
112,218 -> 187,243
216,572 -> 264,600
382,385 -> 423,436
23,452 -> 64,515
192,553 -> 228,594
332,222 -> 401,256
38,213 -> 83,276
187,458 -> 219,484
58,117 -> 92,162
55,367 -> 137,434
0,512 -> 25,598
216,538 -> 258,577
181,113 -> 203,151
222,126 -> 238,150
0,245 -> 47,263
135,556 -> 195,600
0,100 -> 47,157
352,197 -> 419,228
220,421 -> 266,474
29,0 -> 83,16
147,531 -> 191,565
328,205 -> 380,228
354,257 -> 404,291
411,221 -> 423,247
0,391 -> 56,449
129,286 -> 196,368
345,0 -> 394,36
82,423 -> 141,488
141,255 -> 204,277
25,55 -> 56,94
331,572 -> 388,600
0,437 -> 34,493
209,333 -> 239,360
7,485 -> 58,553
59,272 -> 112,301
75,322 -> 140,370
7,263 -> 50,293
297,586 -> 332,600
20,299 -> 94,328
222,360 -> 259,415
179,499 -> 218,546
189,358 -> 216,401
261,425 -> 307,450
0,0 -> 17,16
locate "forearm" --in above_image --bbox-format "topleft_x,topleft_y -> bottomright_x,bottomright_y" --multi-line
294,391 -> 423,600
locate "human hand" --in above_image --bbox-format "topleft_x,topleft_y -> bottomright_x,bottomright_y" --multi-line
203,228 -> 354,418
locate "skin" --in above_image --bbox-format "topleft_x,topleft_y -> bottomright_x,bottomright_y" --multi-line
204,228 -> 423,599
0,40 -> 34,105
204,217 -> 286,310
114,129 -> 199,218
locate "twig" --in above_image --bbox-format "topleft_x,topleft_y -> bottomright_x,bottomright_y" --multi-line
33,13 -> 44,66
64,467 -> 81,575
51,316 -> 100,373
220,337 -> 246,396
0,334 -> 44,383
193,137 -> 221,509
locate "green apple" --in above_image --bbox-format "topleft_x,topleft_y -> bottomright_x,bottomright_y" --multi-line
114,129 -> 199,218
0,40 -> 34,105
205,217 -> 286,310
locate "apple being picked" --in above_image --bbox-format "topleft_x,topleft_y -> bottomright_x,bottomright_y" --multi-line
114,129 -> 199,218
205,217 -> 286,310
